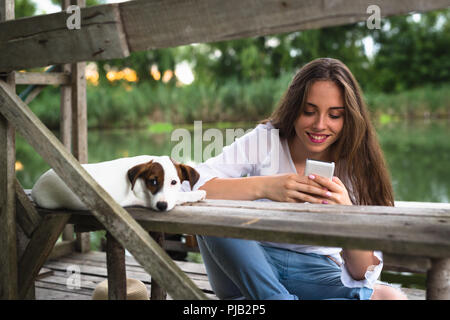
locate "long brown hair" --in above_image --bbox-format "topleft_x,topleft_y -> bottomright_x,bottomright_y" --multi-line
264,58 -> 394,206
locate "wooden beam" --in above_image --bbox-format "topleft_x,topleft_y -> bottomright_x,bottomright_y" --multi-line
1,0 -> 450,71
0,0 -> 17,299
15,178 -> 42,238
0,81 -> 207,300
38,199 -> 450,259
426,258 -> 450,299
150,232 -> 167,300
106,233 -> 126,300
17,213 -> 70,299
14,72 -> 71,85
0,3 -> 130,71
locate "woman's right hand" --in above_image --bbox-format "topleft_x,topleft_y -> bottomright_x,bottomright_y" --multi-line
261,174 -> 331,204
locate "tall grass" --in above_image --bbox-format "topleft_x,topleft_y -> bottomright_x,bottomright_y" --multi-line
25,77 -> 450,129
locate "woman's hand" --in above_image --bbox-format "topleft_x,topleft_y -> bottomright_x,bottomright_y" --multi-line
261,173 -> 331,204
307,175 -> 353,205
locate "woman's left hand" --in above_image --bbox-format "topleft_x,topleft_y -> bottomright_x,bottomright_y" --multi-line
307,174 -> 353,205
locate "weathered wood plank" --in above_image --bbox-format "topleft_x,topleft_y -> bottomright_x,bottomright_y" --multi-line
0,3 -> 130,71
106,233 -> 126,300
15,178 -> 42,238
426,258 -> 450,299
149,232 -> 167,300
48,240 -> 76,260
2,0 -> 450,71
0,81 -> 207,300
0,2 -> 17,296
14,72 -> 71,85
41,200 -> 450,258
17,213 -> 71,299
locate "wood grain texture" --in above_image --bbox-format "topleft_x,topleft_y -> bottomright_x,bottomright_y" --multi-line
14,72 -> 71,85
0,3 -> 129,71
1,0 -> 450,70
30,199 -> 450,259
0,81 -> 206,300
0,1 -> 17,294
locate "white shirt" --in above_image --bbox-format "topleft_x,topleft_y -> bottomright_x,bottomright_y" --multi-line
188,122 -> 383,288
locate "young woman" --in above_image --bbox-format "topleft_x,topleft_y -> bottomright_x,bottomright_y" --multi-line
190,58 -> 407,300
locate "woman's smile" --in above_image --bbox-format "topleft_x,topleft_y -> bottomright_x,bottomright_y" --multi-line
306,132 -> 330,144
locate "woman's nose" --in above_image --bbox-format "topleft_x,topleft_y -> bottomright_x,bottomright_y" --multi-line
312,114 -> 327,130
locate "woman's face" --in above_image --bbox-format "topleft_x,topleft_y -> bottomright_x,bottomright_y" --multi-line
292,80 -> 345,160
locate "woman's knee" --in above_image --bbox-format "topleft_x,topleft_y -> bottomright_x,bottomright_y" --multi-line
371,284 -> 408,300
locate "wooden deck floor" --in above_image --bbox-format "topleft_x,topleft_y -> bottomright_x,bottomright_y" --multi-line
35,251 -> 425,300
36,250 -> 217,300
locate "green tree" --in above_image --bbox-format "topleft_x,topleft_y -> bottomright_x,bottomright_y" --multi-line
14,0 -> 36,18
370,10 -> 450,92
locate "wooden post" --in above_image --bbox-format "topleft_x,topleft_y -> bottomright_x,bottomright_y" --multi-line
69,0 -> 90,253
150,232 -> 167,300
0,0 -> 17,300
426,258 -> 450,300
106,233 -> 127,300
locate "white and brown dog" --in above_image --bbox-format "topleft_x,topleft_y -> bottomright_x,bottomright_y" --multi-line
31,155 -> 206,211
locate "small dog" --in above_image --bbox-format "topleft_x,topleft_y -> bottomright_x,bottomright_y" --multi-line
31,155 -> 206,211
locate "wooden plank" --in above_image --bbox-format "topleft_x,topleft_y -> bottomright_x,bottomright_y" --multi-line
2,0 -> 450,71
106,233 -> 126,300
383,253 -> 430,274
426,258 -> 450,299
121,0 -> 450,52
48,240 -> 76,260
0,0 -> 17,298
0,81 -> 207,300
17,213 -> 71,299
149,232 -> 167,300
15,178 -> 42,238
14,72 -> 71,85
42,201 -> 450,259
0,3 -> 130,72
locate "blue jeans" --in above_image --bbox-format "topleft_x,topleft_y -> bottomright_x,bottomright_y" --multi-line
197,236 -> 373,300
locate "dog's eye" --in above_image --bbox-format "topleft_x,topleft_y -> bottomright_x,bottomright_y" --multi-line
149,178 -> 158,186
171,180 -> 177,185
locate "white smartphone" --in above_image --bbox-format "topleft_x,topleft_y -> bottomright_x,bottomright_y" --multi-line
304,159 -> 335,181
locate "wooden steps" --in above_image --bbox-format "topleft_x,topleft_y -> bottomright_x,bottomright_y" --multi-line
35,250 -> 425,300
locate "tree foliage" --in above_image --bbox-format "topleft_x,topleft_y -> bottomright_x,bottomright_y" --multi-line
14,1 -> 450,93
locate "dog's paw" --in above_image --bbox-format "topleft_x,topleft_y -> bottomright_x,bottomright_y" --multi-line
190,190 -> 206,202
197,190 -> 207,201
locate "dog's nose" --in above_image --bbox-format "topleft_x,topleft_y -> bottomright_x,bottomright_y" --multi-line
156,201 -> 168,211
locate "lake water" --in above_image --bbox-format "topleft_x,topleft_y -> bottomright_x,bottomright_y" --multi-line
15,119 -> 450,290
16,119 -> 450,203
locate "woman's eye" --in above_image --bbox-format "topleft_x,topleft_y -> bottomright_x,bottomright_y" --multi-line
171,180 -> 177,185
329,114 -> 341,119
303,110 -> 315,116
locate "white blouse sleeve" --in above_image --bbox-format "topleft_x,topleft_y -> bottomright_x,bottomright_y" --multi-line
187,124 -> 270,191
333,251 -> 384,289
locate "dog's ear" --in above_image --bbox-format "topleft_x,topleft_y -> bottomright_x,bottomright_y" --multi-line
172,160 -> 200,190
127,160 -> 153,190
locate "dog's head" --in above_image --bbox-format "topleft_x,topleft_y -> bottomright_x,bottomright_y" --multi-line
127,156 -> 200,211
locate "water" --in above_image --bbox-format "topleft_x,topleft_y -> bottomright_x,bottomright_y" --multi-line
15,119 -> 450,289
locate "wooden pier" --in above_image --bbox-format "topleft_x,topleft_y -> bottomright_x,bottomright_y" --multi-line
1,0 -> 450,301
